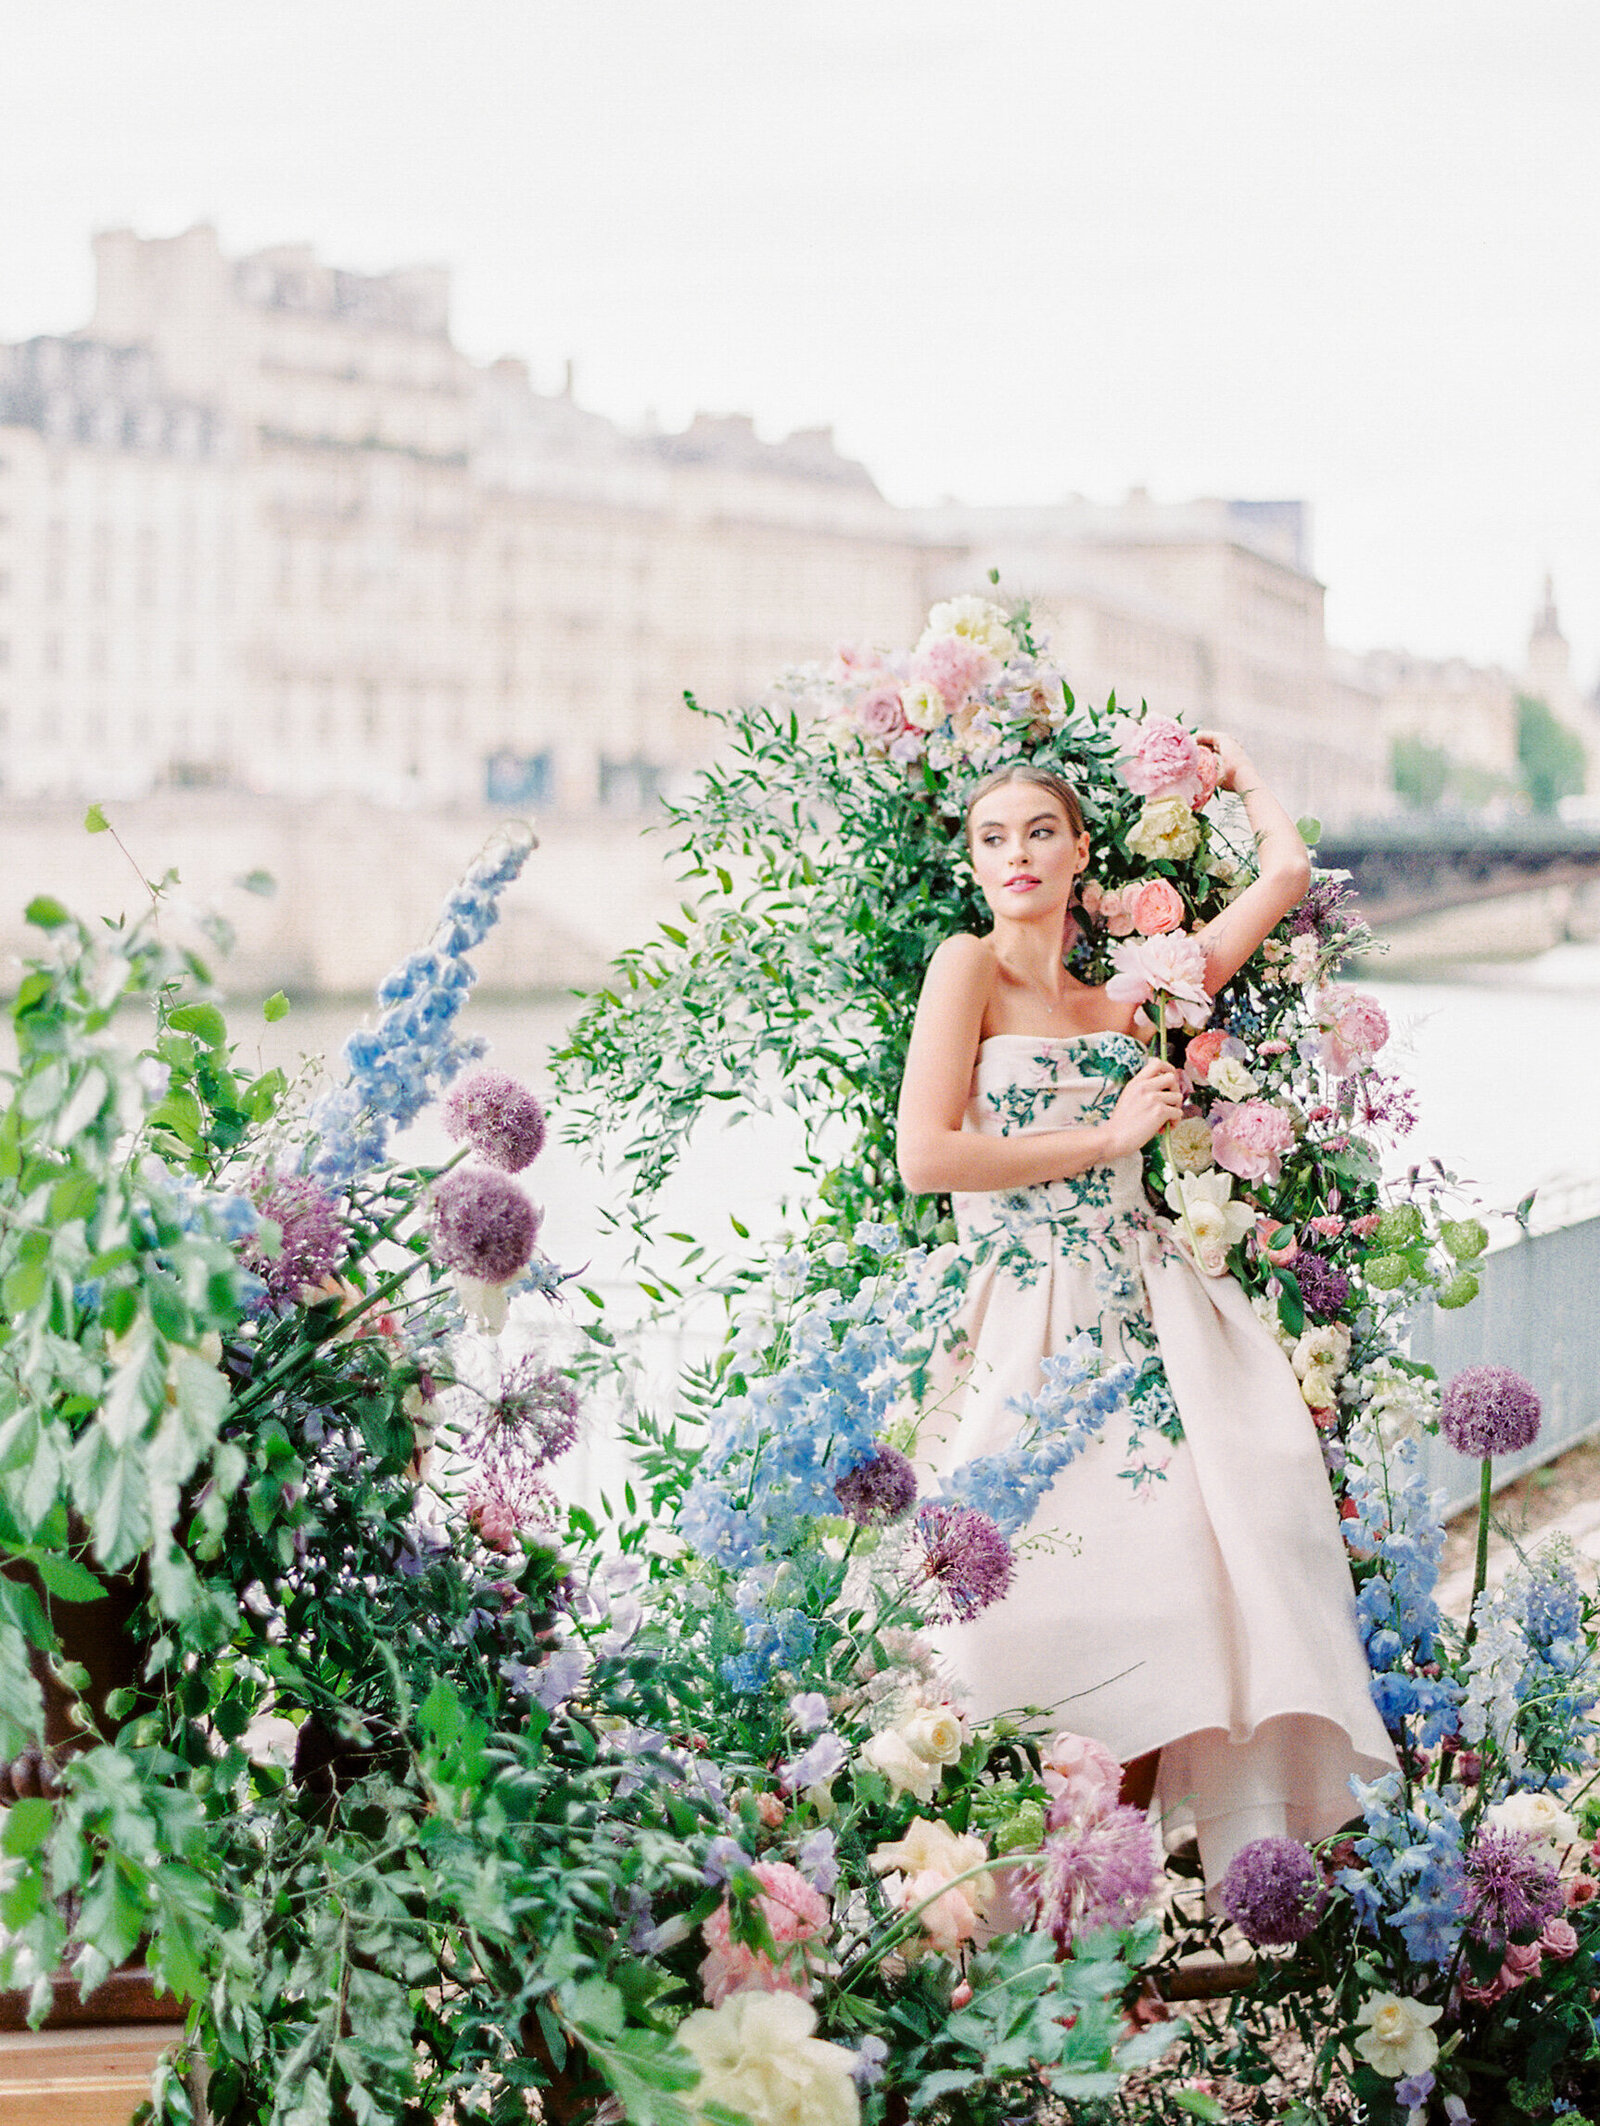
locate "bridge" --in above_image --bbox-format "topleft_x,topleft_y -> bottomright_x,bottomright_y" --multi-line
1316,816 -> 1600,923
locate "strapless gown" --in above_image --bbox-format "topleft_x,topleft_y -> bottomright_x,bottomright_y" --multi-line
919,1031 -> 1395,1886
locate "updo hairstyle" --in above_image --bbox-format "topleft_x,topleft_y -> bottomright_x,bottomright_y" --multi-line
963,762 -> 1086,849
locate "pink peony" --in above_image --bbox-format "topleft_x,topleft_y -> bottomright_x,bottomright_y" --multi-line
699,1861 -> 830,2006
1313,988 -> 1391,1077
1105,933 -> 1212,1031
1129,878 -> 1186,935
854,684 -> 907,744
909,634 -> 999,710
1120,717 -> 1203,801
1183,1028 -> 1229,1084
1210,1100 -> 1297,1184
1041,1730 -> 1122,1826
1540,1916 -> 1580,1960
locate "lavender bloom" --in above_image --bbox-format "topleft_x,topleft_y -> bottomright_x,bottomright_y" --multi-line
851,2037 -> 888,2091
241,1174 -> 347,1303
1440,1366 -> 1541,1459
430,1169 -> 541,1283
702,1836 -> 752,1886
1218,1837 -> 1326,1947
834,1445 -> 918,1526
788,1691 -> 831,1734
1461,1828 -> 1563,1944
780,1731 -> 849,1793
443,1068 -> 548,1172
908,1503 -> 1014,1623
1291,1249 -> 1350,1323
797,1828 -> 839,1895
1395,2074 -> 1435,2111
1019,1805 -> 1161,1948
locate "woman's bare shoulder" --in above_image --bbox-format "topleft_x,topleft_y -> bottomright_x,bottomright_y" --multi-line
917,932 -> 996,1012
928,931 -> 994,968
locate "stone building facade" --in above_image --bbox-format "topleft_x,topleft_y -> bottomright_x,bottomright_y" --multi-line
0,224 -> 1389,826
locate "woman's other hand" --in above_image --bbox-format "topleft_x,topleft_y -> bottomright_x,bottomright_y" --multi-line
1102,1058 -> 1185,1158
1194,728 -> 1256,794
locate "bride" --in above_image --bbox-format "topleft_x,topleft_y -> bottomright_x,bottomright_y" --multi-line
895,739 -> 1395,1887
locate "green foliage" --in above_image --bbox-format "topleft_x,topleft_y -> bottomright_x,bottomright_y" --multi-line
1391,733 -> 1452,810
1518,692 -> 1587,813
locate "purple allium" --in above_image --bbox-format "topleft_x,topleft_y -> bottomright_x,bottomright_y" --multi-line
442,1068 -> 547,1172
464,1355 -> 580,1469
466,1459 -> 559,1554
1288,875 -> 1355,940
1461,1829 -> 1563,1945
1353,1071 -> 1419,1141
430,1168 -> 541,1283
1291,1250 -> 1350,1323
909,1503 -> 1013,1622
1440,1365 -> 1541,1459
1018,1805 -> 1161,1948
1217,1837 -> 1326,1947
834,1445 -> 918,1526
242,1174 -> 347,1303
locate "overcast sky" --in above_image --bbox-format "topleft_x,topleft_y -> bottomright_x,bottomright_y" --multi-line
2,1 -> 1596,677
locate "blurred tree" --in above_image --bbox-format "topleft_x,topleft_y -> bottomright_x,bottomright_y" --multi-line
1391,733 -> 1451,809
1517,694 -> 1586,813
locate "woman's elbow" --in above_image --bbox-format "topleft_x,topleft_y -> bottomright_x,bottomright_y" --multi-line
895,1135 -> 943,1195
1272,851 -> 1313,904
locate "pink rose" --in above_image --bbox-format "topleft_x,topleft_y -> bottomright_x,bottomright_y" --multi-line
1257,1217 -> 1298,1266
1314,988 -> 1390,1077
910,634 -> 1000,710
1041,1730 -> 1122,1826
1210,1099 -> 1297,1184
1539,1916 -> 1580,1960
1120,717 -> 1203,801
699,1861 -> 830,2006
1105,933 -> 1212,1031
1498,1939 -> 1543,1990
855,684 -> 907,743
1188,743 -> 1223,810
1129,878 -> 1186,935
1457,1969 -> 1510,2008
1100,885 -> 1138,937
1182,1029 -> 1228,1084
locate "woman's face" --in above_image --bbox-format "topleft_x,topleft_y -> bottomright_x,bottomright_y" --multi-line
967,783 -> 1089,921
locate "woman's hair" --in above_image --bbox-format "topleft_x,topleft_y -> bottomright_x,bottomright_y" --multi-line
963,762 -> 1085,847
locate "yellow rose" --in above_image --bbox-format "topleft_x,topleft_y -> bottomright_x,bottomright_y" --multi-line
1167,1116 -> 1216,1173
680,1990 -> 860,2126
900,680 -> 946,731
1352,1992 -> 1442,2079
1127,792 -> 1201,863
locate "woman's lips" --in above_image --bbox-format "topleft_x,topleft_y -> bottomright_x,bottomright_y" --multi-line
1005,875 -> 1040,892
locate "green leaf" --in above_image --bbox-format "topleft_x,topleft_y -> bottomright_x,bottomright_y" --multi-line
166,1002 -> 228,1049
262,990 -> 290,1023
0,1798 -> 53,1858
24,896 -> 70,930
1296,815 -> 1322,845
237,869 -> 277,898
84,803 -> 110,834
31,1552 -> 107,1604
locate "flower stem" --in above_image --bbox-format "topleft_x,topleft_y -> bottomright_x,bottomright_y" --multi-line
1463,1455 -> 1493,1651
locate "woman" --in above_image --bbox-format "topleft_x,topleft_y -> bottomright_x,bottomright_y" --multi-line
896,739 -> 1395,1888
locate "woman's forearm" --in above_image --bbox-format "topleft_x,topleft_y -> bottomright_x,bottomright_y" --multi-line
897,1119 -> 1121,1196
1236,771 -> 1312,893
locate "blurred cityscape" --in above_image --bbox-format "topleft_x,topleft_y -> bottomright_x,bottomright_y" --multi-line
0,223 -> 1594,989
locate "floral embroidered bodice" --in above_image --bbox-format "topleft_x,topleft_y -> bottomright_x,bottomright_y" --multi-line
953,1031 -> 1153,1242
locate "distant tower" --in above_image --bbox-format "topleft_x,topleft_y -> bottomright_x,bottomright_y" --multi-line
1525,574 -> 1600,775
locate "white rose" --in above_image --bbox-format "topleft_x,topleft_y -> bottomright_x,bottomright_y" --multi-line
679,1990 -> 860,2126
859,1728 -> 939,1804
921,595 -> 1015,661
1251,1290 -> 1296,1354
1485,1790 -> 1579,1851
1208,1056 -> 1259,1101
1352,1992 -> 1442,2080
453,1272 -> 511,1335
900,679 -> 946,731
1292,1322 -> 1351,1382
1127,792 -> 1202,863
1167,1116 -> 1216,1174
899,1706 -> 965,1766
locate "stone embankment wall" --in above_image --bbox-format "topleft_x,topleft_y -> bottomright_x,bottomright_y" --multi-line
0,796 -> 684,999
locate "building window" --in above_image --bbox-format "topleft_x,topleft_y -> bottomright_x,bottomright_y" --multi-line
599,754 -> 661,813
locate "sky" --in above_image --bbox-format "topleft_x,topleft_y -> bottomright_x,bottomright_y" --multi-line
1,0 -> 1596,676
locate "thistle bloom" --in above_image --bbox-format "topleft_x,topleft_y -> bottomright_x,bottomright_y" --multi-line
833,1446 -> 917,1526
907,1503 -> 1013,1622
430,1168 -> 541,1284
442,1068 -> 547,1171
1218,1837 -> 1326,1947
1440,1366 -> 1541,1458
465,1462 -> 558,1553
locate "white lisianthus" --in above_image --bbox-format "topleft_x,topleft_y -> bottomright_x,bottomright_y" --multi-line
679,1989 -> 860,2126
1251,1290 -> 1297,1354
1164,1170 -> 1254,1277
1287,933 -> 1321,986
899,1705 -> 966,1767
900,680 -> 946,731
1352,1991 -> 1442,2079
1485,1789 -> 1579,1852
859,1727 -> 940,1804
1292,1321 -> 1351,1383
1127,792 -> 1202,863
1166,1115 -> 1216,1173
920,595 -> 1015,661
1207,1055 -> 1259,1101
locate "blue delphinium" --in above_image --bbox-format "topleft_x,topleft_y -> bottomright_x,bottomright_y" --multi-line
1342,1430 -> 1462,1745
309,822 -> 535,1187
721,1579 -> 817,1694
1339,1771 -> 1467,1966
940,1334 -> 1133,1539
1462,1542 -> 1599,1778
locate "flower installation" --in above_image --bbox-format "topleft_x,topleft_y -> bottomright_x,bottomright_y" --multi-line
559,593 -> 1600,2123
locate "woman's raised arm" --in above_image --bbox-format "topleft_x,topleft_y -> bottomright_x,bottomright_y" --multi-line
1190,732 -> 1312,995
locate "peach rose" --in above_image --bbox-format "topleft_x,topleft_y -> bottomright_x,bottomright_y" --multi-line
1129,878 -> 1186,935
1183,1029 -> 1228,1084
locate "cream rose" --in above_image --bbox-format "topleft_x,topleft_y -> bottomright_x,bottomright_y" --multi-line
1127,791 -> 1202,863
920,595 -> 1015,661
859,1728 -> 940,1804
1485,1790 -> 1578,1851
871,1816 -> 994,1955
1166,1116 -> 1216,1173
899,1706 -> 966,1767
900,680 -> 946,731
1352,1991 -> 1442,2079
679,1989 -> 860,2126
1207,1055 -> 1259,1101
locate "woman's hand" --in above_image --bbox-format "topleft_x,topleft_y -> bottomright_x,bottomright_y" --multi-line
1195,728 -> 1257,795
1101,1058 -> 1185,1159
